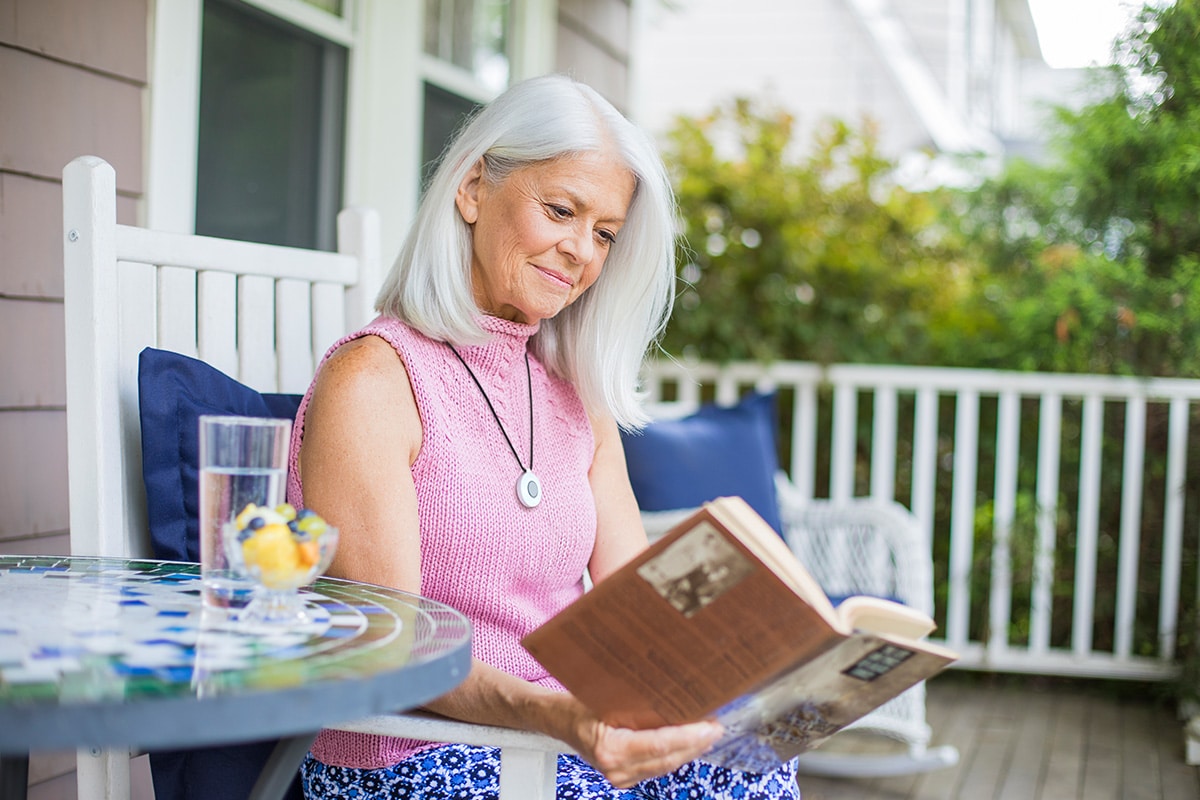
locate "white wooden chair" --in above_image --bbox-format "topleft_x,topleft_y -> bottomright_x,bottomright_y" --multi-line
62,155 -> 565,800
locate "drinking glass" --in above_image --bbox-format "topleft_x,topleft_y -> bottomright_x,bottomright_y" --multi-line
198,415 -> 291,613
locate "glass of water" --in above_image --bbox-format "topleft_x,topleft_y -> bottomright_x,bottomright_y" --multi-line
198,415 -> 291,613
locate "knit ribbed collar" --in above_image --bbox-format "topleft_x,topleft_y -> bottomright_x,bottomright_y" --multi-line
456,315 -> 539,378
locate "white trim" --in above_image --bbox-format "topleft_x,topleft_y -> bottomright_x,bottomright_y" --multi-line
240,0 -> 357,46
510,0 -> 556,80
146,0 -> 202,233
419,54 -> 504,105
344,0 -> 423,267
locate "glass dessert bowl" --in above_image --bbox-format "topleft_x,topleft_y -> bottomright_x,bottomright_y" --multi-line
224,503 -> 338,625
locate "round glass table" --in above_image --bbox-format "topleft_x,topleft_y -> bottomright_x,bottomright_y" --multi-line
0,554 -> 472,798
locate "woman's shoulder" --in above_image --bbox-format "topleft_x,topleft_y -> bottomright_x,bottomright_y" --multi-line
315,334 -> 410,406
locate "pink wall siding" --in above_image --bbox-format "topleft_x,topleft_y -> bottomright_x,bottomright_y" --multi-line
1,1 -> 147,796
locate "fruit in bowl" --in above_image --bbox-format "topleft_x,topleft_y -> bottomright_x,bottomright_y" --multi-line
227,503 -> 338,592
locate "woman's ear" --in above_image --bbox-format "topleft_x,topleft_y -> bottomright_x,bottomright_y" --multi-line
455,159 -> 484,224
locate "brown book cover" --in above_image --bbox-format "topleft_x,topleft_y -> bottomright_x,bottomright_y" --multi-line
521,496 -> 958,772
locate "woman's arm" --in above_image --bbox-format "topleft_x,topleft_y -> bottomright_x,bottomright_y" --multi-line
299,340 -> 720,787
298,335 -> 422,593
586,411 -> 649,583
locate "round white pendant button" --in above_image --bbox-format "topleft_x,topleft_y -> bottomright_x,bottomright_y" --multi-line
517,470 -> 542,508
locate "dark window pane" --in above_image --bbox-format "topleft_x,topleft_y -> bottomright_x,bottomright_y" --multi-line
196,0 -> 346,250
422,82 -> 480,192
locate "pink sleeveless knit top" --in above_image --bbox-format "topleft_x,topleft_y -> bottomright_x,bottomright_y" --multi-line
286,315 -> 597,768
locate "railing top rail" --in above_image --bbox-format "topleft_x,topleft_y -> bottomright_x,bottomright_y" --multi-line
646,359 -> 1200,401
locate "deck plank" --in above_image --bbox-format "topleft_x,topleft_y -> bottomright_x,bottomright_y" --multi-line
1040,686 -> 1087,799
1121,696 -> 1165,800
1081,688 -> 1124,799
995,683 -> 1054,799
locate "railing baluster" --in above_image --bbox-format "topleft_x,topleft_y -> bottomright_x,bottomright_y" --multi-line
911,386 -> 939,550
947,389 -> 979,650
830,382 -> 857,502
792,381 -> 817,503
1032,392 -> 1061,655
871,385 -> 897,502
1074,393 -> 1102,658
990,390 -> 1020,655
1161,397 -> 1189,661
1116,395 -> 1147,659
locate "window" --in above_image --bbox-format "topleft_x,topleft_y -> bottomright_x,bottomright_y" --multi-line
424,0 -> 510,92
195,0 -> 347,250
419,0 -> 512,186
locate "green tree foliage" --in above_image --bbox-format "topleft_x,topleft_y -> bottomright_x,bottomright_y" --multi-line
660,100 -> 990,365
954,0 -> 1200,377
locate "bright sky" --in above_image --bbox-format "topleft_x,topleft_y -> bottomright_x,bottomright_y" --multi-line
1027,0 -> 1146,68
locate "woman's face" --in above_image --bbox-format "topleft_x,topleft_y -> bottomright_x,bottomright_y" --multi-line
455,148 -> 636,325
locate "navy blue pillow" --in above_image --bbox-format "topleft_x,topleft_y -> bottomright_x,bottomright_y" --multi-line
622,391 -> 784,534
138,347 -> 303,563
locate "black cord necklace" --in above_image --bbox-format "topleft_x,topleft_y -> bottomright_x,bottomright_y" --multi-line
447,343 -> 542,508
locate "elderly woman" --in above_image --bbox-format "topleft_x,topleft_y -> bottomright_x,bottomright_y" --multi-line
287,75 -> 801,798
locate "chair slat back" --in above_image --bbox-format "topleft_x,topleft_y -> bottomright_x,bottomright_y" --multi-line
63,154 -> 380,560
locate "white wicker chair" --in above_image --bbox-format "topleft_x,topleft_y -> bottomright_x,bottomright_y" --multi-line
774,478 -> 959,776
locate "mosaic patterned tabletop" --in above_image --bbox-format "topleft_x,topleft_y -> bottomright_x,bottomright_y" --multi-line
0,555 -> 472,753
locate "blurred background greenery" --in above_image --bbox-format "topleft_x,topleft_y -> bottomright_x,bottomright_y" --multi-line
661,0 -> 1200,380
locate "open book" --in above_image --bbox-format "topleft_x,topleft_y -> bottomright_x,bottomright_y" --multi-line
521,496 -> 958,773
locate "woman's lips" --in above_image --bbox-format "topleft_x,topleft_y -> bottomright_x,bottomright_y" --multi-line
535,265 -> 574,288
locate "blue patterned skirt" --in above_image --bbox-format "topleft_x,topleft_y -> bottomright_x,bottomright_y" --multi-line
301,745 -> 800,799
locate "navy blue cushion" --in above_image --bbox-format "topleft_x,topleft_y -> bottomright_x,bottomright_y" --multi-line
138,347 -> 302,563
138,348 -> 304,800
622,391 -> 784,534
150,740 -> 303,800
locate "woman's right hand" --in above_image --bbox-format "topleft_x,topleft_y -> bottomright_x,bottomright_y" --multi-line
549,693 -> 724,788
426,662 -> 723,789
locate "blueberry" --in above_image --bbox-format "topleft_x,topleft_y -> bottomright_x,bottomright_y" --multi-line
247,516 -> 266,530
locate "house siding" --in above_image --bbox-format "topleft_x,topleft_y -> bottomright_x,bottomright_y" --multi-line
0,0 -> 145,565
557,0 -> 632,112
1,1 -> 148,794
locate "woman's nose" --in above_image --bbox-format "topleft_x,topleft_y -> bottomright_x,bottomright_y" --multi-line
559,227 -> 594,265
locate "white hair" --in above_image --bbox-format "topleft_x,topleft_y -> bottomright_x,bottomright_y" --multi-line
375,74 -> 676,429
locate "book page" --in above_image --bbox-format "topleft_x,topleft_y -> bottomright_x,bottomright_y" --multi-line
836,595 -> 936,640
705,497 -> 842,628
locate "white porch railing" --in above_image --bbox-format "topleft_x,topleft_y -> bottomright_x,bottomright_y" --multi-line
642,359 -> 1200,682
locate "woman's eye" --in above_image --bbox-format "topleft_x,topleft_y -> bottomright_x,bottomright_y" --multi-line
547,204 -> 572,219
597,229 -> 617,246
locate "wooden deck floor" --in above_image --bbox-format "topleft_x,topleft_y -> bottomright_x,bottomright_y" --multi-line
795,673 -> 1200,800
